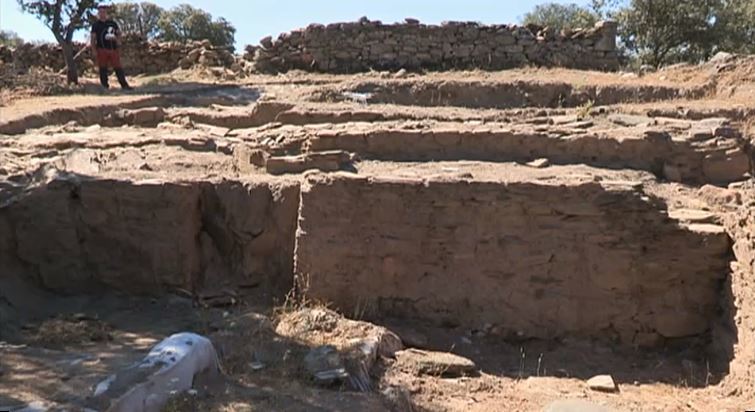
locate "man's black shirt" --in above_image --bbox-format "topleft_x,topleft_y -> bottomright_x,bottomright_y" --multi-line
92,20 -> 120,49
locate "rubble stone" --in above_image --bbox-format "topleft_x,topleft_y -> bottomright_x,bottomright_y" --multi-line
3,35 -> 240,77
586,374 -> 619,393
395,349 -> 477,377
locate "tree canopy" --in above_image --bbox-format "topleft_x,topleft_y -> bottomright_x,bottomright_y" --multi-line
17,0 -> 96,43
522,3 -> 599,31
109,1 -> 163,39
157,4 -> 236,49
17,0 -> 98,83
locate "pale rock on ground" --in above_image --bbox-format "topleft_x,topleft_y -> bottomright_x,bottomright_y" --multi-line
586,375 -> 619,393
395,349 -> 477,377
91,333 -> 220,412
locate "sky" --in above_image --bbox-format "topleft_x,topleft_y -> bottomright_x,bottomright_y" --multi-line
1,0 -> 592,46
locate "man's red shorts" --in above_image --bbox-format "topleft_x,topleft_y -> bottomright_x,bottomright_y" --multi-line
96,48 -> 122,69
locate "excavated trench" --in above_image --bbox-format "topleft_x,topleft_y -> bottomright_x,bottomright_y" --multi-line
316,79 -> 709,109
0,164 -> 743,376
1,88 -> 754,407
0,85 -> 260,135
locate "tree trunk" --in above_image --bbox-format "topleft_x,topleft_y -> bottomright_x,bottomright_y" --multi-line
61,41 -> 79,84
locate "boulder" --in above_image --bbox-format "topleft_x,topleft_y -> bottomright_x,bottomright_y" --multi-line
395,349 -> 476,377
265,150 -> 354,175
586,374 -> 618,393
90,333 -> 220,412
526,158 -> 551,169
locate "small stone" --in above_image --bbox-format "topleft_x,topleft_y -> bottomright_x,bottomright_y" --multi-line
562,120 -> 594,129
260,36 -> 273,49
249,361 -> 266,371
304,345 -> 349,385
667,209 -> 717,224
712,126 -> 741,139
393,68 -> 408,79
685,223 -> 726,235
607,114 -> 652,127
687,129 -> 714,142
709,51 -> 734,65
550,114 -> 578,125
639,64 -> 655,75
586,374 -> 618,393
527,158 -> 550,168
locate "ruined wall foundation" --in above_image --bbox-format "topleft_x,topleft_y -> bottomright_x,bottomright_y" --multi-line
0,36 -> 238,76
253,19 -> 619,73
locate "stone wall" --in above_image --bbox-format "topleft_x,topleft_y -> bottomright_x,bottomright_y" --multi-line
295,173 -> 731,344
254,18 -> 619,73
1,19 -> 619,75
0,35 -> 237,76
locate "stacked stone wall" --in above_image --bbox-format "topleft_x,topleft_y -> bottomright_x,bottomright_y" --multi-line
0,35 -> 236,75
253,18 -> 619,73
0,19 -> 620,75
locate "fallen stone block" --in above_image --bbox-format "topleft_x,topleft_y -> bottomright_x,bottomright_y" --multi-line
526,158 -> 551,168
607,114 -> 653,127
668,209 -> 717,224
266,150 -> 354,175
115,107 -> 166,127
90,332 -> 220,412
586,374 -> 619,393
395,349 -> 476,377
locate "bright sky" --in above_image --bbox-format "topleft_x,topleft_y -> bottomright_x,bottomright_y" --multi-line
1,0 -> 592,46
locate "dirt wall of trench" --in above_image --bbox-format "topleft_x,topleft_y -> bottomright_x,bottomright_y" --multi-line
295,173 -> 732,345
714,197 -> 755,397
306,127 -> 752,185
319,80 -> 706,109
0,178 -> 299,296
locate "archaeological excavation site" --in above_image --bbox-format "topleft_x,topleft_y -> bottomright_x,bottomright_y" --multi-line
1,18 -> 754,412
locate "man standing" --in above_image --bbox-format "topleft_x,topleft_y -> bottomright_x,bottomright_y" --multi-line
91,5 -> 132,90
